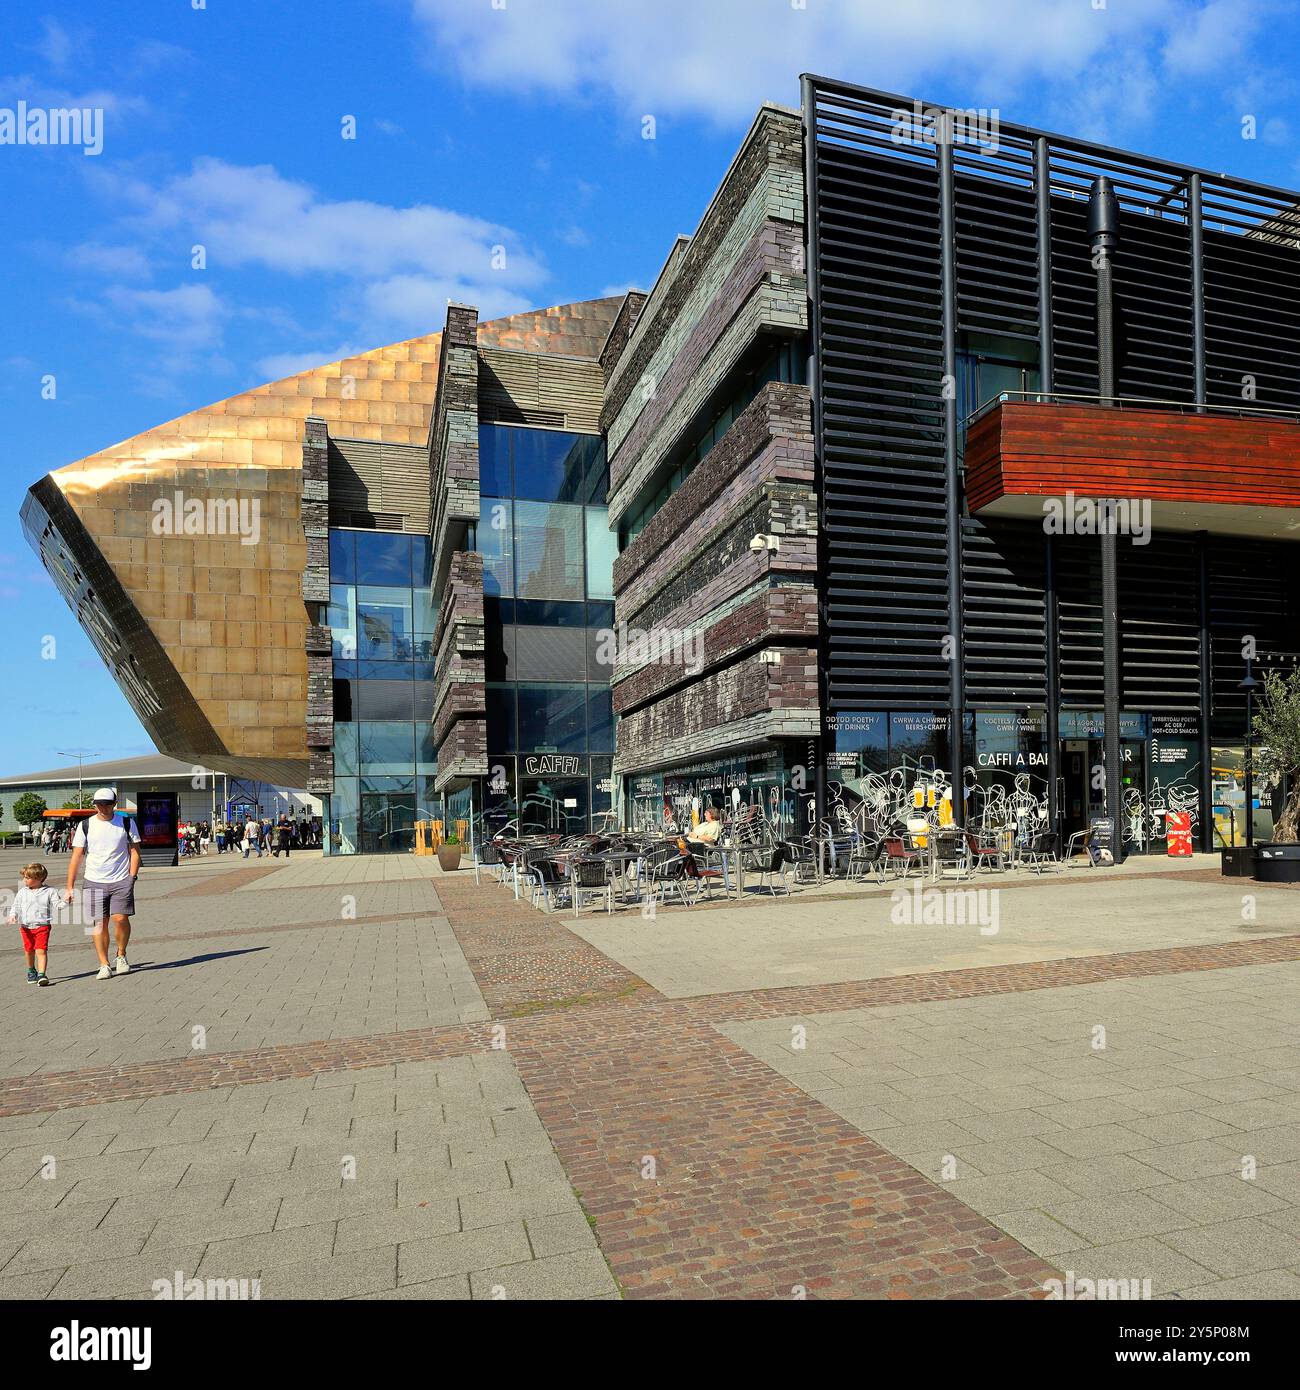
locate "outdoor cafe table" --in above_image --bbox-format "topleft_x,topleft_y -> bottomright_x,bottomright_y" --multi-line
585,848 -> 645,906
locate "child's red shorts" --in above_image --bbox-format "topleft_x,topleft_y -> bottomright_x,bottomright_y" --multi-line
20,924 -> 51,952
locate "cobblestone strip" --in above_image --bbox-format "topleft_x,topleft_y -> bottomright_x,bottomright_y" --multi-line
689,933 -> 1300,1023
435,879 -> 661,1015
505,1000 -> 1057,1299
0,1022 -> 496,1118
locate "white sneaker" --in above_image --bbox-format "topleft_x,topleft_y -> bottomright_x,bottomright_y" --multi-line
114,956 -> 130,975
96,964 -> 112,980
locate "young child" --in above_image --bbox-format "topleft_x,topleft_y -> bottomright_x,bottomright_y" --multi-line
7,862 -> 60,986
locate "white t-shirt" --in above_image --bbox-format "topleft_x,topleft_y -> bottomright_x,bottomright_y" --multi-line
73,814 -> 141,883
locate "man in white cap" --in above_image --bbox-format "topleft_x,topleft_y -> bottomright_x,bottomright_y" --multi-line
65,788 -> 141,980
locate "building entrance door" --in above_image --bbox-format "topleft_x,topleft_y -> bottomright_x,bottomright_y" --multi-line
1061,740 -> 1089,844
359,793 -> 416,854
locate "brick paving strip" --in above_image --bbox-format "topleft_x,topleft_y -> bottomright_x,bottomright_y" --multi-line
504,999 -> 1056,1298
690,932 -> 1300,1023
0,1022 -> 495,1118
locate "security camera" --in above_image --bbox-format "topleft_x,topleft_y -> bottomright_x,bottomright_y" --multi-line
749,534 -> 767,552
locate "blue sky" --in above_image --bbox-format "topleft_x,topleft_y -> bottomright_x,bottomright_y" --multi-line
2,0 -> 1298,780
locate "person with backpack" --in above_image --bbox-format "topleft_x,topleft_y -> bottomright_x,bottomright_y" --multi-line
64,788 -> 141,980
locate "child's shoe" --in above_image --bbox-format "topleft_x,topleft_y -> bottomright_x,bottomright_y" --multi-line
115,956 -> 130,975
96,963 -> 112,980
37,974 -> 50,986
26,967 -> 38,984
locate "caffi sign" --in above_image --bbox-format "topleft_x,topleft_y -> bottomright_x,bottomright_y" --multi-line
523,755 -> 581,776
976,751 -> 1046,769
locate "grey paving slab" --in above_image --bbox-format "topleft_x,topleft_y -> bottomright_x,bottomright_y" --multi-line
567,865 -> 1299,997
722,960 -> 1300,1299
1,1052 -> 604,1301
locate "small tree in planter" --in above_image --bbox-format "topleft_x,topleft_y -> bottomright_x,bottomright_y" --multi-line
1253,667 -> 1300,846
437,829 -> 462,872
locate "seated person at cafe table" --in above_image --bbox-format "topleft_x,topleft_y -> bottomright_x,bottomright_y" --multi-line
687,806 -> 723,847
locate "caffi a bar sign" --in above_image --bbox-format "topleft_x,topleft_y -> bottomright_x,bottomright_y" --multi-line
523,755 -> 582,776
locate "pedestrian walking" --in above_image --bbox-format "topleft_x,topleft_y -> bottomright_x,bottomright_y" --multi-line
65,789 -> 141,980
7,861 -> 60,985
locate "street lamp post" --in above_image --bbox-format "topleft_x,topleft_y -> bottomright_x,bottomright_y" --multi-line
55,749 -> 102,808
1240,660 -> 1260,850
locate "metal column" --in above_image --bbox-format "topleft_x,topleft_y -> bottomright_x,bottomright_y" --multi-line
1036,136 -> 1060,830
801,74 -> 829,835
1089,176 -> 1123,861
939,135 -> 965,822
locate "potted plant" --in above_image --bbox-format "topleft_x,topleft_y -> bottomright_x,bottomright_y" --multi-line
436,829 -> 462,872
1252,668 -> 1300,883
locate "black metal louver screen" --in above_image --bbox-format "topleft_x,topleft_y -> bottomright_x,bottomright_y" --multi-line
1202,183 -> 1300,414
806,75 -> 1300,741
1118,534 -> 1202,712
961,518 -> 1047,706
810,90 -> 950,708
952,136 -> 1038,342
1208,536 -> 1300,736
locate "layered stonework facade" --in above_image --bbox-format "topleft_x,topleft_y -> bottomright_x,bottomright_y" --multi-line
603,103 -> 820,787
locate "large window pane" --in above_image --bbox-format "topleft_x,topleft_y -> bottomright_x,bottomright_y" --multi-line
513,430 -> 604,503
329,531 -> 357,584
514,501 -> 584,601
356,587 -> 413,660
416,723 -> 438,772
411,586 -> 437,639
358,721 -> 415,774
332,678 -> 356,722
357,679 -> 415,721
333,722 -> 359,778
588,686 -> 614,752
355,531 -> 412,586
479,498 -> 513,598
479,424 -> 512,498
486,685 -> 517,751
585,507 -> 616,600
327,778 -> 359,855
517,683 -> 587,753
411,535 -> 432,589
327,585 -> 357,659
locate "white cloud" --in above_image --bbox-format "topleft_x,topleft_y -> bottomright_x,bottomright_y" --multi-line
121,158 -> 548,291
408,0 -> 1272,142
67,242 -> 152,279
102,283 -> 227,352
75,157 -> 553,371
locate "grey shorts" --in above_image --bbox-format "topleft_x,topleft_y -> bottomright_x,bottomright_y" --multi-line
83,878 -> 136,921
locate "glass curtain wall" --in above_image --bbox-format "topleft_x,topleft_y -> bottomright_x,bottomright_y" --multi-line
324,529 -> 436,854
478,425 -> 614,837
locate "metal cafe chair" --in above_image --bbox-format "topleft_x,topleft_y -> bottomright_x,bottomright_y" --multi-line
780,836 -> 819,886
932,828 -> 975,881
681,848 -> 728,902
877,834 -> 924,883
569,856 -> 613,917
641,843 -> 693,910
964,829 -> 1005,874
1026,831 -> 1063,874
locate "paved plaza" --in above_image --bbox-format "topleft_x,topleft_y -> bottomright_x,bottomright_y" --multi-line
0,843 -> 1297,1299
